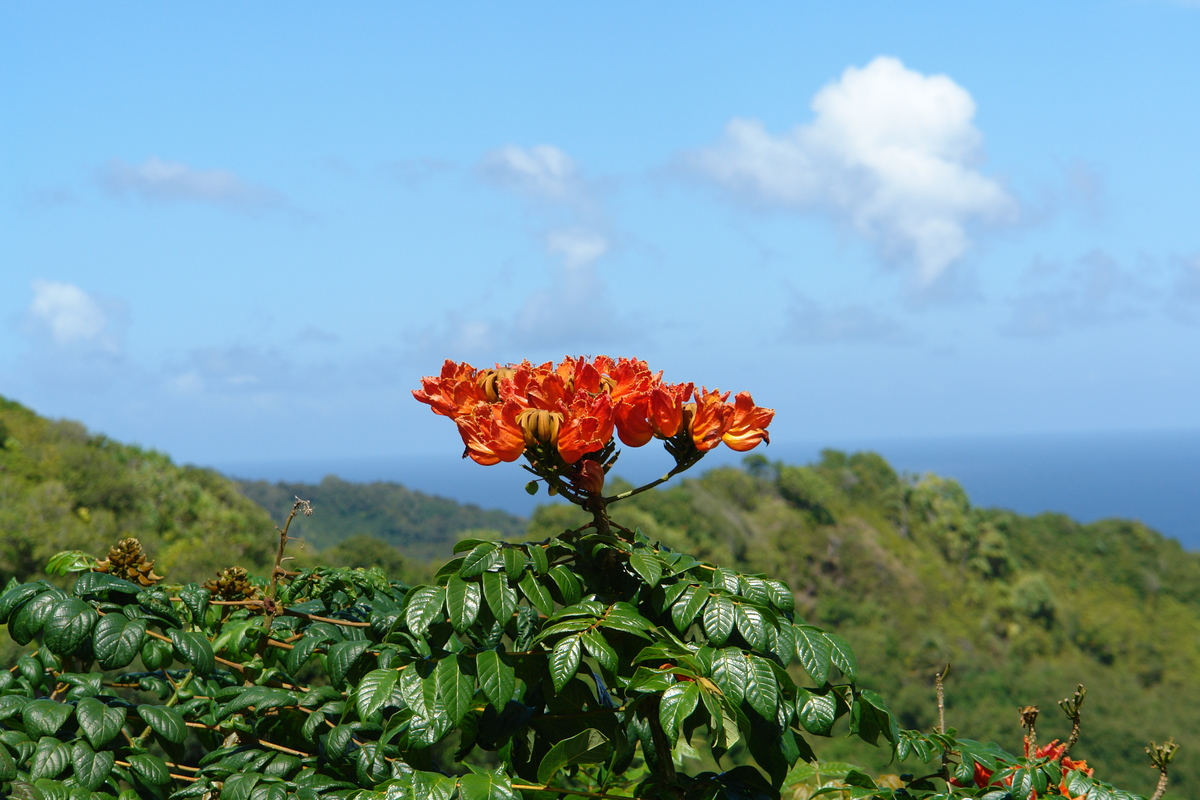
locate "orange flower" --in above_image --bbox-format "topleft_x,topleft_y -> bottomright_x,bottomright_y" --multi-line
455,400 -> 526,466
412,359 -> 490,419
722,391 -> 774,452
688,388 -> 733,452
613,394 -> 655,447
558,392 -> 615,463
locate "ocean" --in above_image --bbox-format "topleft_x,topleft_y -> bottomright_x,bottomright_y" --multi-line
216,428 -> 1200,552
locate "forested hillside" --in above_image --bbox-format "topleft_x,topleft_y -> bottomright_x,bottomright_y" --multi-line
0,397 -> 278,586
234,475 -> 526,562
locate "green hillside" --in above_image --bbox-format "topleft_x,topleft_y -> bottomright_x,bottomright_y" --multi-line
234,474 -> 527,562
525,451 -> 1200,795
0,396 -> 279,585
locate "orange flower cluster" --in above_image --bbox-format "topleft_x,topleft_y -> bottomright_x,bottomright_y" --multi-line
951,740 -> 1094,799
413,356 -> 774,468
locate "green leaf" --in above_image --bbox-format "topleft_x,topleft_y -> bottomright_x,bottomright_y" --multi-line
581,629 -> 618,672
22,698 -> 73,738
744,654 -> 779,720
436,654 -> 475,725
71,741 -> 114,791
76,697 -> 126,748
216,687 -> 298,721
9,589 -> 64,645
797,690 -> 837,736
30,738 -> 70,781
826,633 -> 858,682
460,543 -> 499,577
0,583 -> 42,623
672,584 -> 709,634
285,633 -> 322,675
398,665 -> 428,718
527,543 -> 549,575
550,634 -> 583,691
72,571 -> 143,599
169,629 -> 215,675
406,586 -> 446,637
137,704 -> 187,744
128,753 -> 171,786
849,689 -> 897,746
94,614 -> 146,670
763,579 -> 794,613
518,573 -> 554,617
355,668 -> 399,719
325,639 -> 370,688
703,595 -> 735,646
659,682 -> 701,741
537,727 -> 613,785
458,769 -> 517,800
629,549 -> 663,588
547,565 -> 582,605
446,575 -> 481,633
0,741 -> 14,782
735,603 -> 768,651
477,650 -> 515,709
45,549 -> 95,575
41,597 -> 98,655
794,625 -> 832,685
482,570 -> 516,623
501,547 -> 526,581
711,649 -> 749,705
178,584 -> 211,626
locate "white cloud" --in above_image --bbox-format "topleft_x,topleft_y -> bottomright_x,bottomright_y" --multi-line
478,144 -> 582,204
99,157 -> 286,212
690,56 -> 1017,286
546,228 -> 610,270
26,280 -> 120,352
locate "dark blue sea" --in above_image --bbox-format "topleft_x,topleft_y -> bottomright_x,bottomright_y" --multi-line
216,429 -> 1200,552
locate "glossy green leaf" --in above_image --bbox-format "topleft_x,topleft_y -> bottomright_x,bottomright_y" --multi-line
527,543 -> 549,575
446,575 -> 482,633
703,595 -> 735,646
460,543 -> 499,577
482,570 -> 516,623
9,589 -> 64,645
94,614 -> 146,670
76,697 -> 125,748
797,690 -> 837,736
169,629 -> 215,675
0,583 -> 42,624
826,632 -> 858,682
459,768 -> 517,800
0,742 -> 14,782
550,634 -> 582,692
734,603 -> 767,651
659,682 -> 701,741
477,649 -> 515,709
711,649 -> 748,705
22,698 -> 73,738
501,547 -> 526,581
744,654 -> 779,719
325,639 -> 370,688
794,625 -> 832,685
581,628 -> 618,672
138,704 -> 188,744
406,586 -> 446,636
672,584 -> 709,634
537,727 -> 613,785
518,573 -> 554,617
29,738 -> 70,781
355,668 -> 399,719
436,654 -> 475,725
398,665 -> 429,718
629,549 -> 663,588
71,741 -> 114,791
547,565 -> 582,606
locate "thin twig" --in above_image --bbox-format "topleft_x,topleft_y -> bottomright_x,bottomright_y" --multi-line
184,721 -> 310,757
934,664 -> 950,735
1058,684 -> 1086,760
1147,739 -> 1177,800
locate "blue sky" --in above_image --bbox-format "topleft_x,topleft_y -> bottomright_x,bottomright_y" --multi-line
3,2 -> 1199,470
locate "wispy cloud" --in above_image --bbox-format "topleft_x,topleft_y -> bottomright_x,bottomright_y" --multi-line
1001,252 -> 1158,338
688,56 -> 1017,289
99,156 -> 289,214
785,294 -> 915,345
478,144 -> 587,207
